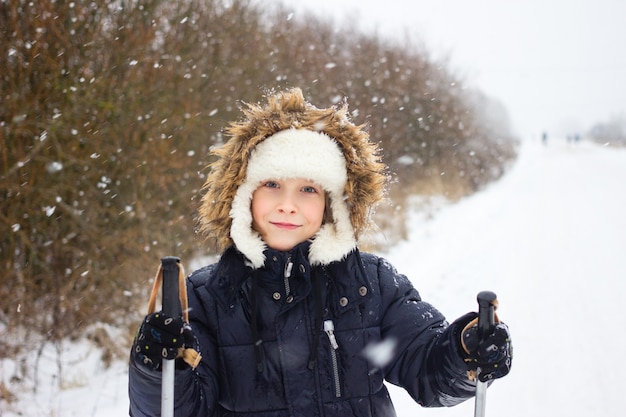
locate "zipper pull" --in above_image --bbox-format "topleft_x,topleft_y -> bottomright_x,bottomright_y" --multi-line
284,259 -> 293,278
283,258 -> 293,296
324,320 -> 339,350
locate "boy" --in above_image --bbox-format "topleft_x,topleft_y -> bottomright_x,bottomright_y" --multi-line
129,88 -> 512,416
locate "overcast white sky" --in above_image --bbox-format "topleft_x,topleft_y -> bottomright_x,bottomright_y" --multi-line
271,0 -> 626,139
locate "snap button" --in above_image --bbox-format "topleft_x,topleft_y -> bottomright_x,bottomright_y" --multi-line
286,295 -> 294,304
339,297 -> 348,307
359,286 -> 368,296
299,264 -> 306,273
272,292 -> 281,300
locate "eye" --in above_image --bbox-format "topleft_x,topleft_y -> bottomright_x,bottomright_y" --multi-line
301,185 -> 319,194
262,180 -> 280,189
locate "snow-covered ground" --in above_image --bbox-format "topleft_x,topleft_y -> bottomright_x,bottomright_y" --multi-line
3,137 -> 625,416
387,138 -> 626,417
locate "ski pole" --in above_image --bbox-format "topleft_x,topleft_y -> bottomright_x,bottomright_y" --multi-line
473,290 -> 497,417
160,256 -> 183,417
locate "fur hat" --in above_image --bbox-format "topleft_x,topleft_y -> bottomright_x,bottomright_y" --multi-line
198,88 -> 387,268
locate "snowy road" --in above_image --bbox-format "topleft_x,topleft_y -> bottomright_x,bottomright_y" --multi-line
387,138 -> 626,417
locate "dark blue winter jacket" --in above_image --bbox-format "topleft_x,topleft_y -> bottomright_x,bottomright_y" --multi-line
129,244 -> 476,416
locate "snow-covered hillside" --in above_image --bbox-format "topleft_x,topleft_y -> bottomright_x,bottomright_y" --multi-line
3,137 -> 625,416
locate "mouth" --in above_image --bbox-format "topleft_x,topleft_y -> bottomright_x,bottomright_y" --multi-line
270,222 -> 300,230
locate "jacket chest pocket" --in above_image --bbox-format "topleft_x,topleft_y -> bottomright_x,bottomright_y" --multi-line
319,321 -> 384,401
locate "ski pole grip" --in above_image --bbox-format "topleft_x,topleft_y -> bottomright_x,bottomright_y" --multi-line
161,256 -> 182,317
476,291 -> 497,340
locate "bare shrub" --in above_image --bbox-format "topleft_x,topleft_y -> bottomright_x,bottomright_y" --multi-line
0,0 -> 517,374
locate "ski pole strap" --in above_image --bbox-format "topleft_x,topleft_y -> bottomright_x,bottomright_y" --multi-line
147,257 -> 189,322
146,257 -> 201,369
462,292 -> 499,381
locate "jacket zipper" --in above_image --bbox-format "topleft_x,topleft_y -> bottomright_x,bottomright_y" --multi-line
283,258 -> 293,296
324,320 -> 341,398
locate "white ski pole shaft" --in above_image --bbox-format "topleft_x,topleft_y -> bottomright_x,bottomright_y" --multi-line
473,291 -> 497,417
161,256 -> 182,417
162,359 -> 175,417
474,379 -> 488,417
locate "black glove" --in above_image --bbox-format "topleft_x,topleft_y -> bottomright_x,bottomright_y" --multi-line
132,312 -> 198,371
460,314 -> 512,382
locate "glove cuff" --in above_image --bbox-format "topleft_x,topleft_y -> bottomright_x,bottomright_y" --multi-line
460,317 -> 478,355
449,312 -> 478,358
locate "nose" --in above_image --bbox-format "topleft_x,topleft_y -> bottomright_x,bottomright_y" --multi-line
277,191 -> 297,214
277,202 -> 297,214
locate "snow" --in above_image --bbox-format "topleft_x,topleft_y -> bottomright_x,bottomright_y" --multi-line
385,138 -> 626,416
3,137 -> 626,416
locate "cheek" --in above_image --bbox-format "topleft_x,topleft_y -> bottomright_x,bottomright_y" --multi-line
308,199 -> 326,225
250,203 -> 260,228
250,191 -> 268,224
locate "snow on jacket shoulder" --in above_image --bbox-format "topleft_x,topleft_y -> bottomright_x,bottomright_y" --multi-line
129,246 -> 476,416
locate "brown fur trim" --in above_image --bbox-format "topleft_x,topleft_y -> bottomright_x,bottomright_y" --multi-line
197,88 -> 388,253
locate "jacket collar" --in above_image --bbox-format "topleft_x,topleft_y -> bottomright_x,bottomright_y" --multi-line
208,245 -> 372,314
208,246 -> 251,311
209,243 -> 312,311
324,248 -> 372,316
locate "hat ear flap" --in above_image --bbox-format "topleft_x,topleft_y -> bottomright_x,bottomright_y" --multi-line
229,182 -> 266,268
309,192 -> 356,265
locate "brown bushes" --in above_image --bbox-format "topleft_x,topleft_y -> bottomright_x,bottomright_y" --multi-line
0,0 -> 517,354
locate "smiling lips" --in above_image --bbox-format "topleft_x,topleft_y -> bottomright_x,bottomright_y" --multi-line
271,222 -> 300,230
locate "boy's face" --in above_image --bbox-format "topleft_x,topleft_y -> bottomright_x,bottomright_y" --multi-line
251,177 -> 326,252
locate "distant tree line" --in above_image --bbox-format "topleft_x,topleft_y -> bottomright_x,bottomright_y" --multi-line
0,0 -> 517,354
588,115 -> 626,146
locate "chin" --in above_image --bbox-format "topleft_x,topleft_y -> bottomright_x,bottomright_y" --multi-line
266,242 -> 297,252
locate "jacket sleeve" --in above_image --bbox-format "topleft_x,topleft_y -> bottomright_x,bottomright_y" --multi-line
128,272 -> 219,416
374,257 -> 476,407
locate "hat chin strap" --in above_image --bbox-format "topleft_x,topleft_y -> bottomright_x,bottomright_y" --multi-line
229,183 -> 356,269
